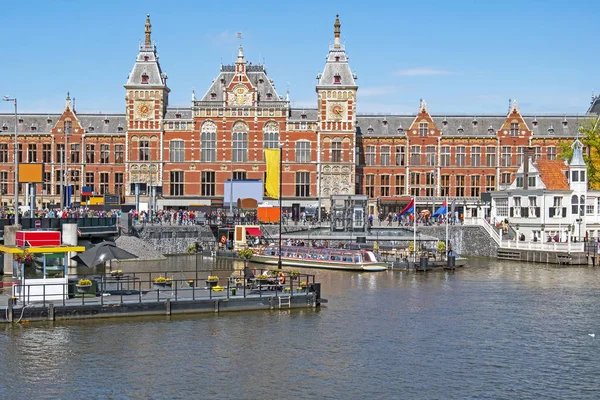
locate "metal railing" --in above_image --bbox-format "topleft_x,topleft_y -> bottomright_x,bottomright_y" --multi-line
9,269 -> 316,307
500,240 -> 584,253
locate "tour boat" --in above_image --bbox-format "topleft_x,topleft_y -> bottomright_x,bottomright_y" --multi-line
251,245 -> 389,272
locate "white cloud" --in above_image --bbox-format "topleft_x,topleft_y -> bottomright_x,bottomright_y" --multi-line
207,31 -> 240,45
394,67 -> 452,76
359,86 -> 397,97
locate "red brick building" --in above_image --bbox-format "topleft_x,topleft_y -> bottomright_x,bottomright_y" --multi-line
0,14 -> 590,215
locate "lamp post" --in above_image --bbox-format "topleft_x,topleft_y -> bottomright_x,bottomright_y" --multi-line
3,96 -> 19,225
576,218 -> 582,243
278,142 -> 283,270
515,223 -> 519,246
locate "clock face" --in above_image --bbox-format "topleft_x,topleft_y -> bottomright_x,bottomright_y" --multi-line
328,102 -> 346,120
136,101 -> 153,119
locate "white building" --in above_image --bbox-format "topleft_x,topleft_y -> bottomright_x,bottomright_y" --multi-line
491,139 -> 600,242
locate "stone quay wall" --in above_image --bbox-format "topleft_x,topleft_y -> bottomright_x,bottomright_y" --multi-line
414,225 -> 498,258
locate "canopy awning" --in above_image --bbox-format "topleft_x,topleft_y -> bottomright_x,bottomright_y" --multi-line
245,227 -> 262,236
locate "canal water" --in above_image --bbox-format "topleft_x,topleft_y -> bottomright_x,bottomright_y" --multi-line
1,257 -> 599,399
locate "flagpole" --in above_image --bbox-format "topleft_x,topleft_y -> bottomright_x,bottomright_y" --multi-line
413,196 -> 416,263
445,197 -> 449,261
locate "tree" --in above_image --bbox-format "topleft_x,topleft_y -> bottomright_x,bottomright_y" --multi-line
559,115 -> 600,189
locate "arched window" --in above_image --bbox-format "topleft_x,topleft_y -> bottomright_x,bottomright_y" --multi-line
263,121 -> 280,149
201,121 -> 217,162
572,195 -> 579,215
232,121 -> 248,162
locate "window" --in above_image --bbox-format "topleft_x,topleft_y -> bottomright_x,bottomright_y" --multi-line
380,146 -> 391,166
516,146 -> 525,166
56,144 -> 65,164
486,146 -> 496,167
170,171 -> 184,196
365,175 -> 375,198
456,146 -> 466,167
547,146 -> 556,160
516,176 -> 523,188
440,175 -> 450,197
170,140 -> 184,162
0,172 -> 8,198
138,140 -> 149,161
64,120 -> 72,135
334,75 -> 341,84
0,144 -> 8,163
114,173 -> 124,197
587,204 -> 594,215
100,144 -> 110,164
510,122 -> 519,136
18,144 -> 22,163
381,175 -> 390,196
426,172 -> 435,185
115,145 -> 124,163
425,146 -> 436,166
395,175 -> 405,196
419,122 -> 428,137
332,140 -> 342,162
71,144 -> 80,163
410,172 -> 420,185
295,141 -> 311,163
455,175 -> 465,196
141,73 -> 149,84
528,196 -> 537,217
263,121 -> 280,149
55,169 -> 62,194
410,146 -> 421,166
514,197 -> 522,217
232,122 -> 248,162
85,144 -> 95,163
501,172 -> 511,185
201,171 -> 215,196
572,170 -> 579,182
441,146 -> 450,167
27,144 -> 37,162
470,175 -> 480,197
471,147 -> 481,167
295,172 -> 310,197
501,146 -> 511,167
528,176 -> 536,188
410,187 -> 420,197
486,175 -> 496,192
85,172 -> 95,193
70,170 -> 80,192
100,172 -> 110,195
201,121 -> 217,162
496,198 -> 508,217
395,146 -> 405,166
42,172 -> 51,196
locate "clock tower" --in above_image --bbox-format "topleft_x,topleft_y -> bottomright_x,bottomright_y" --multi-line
316,15 -> 358,208
124,14 -> 170,202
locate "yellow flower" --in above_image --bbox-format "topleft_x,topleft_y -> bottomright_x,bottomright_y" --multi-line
78,279 -> 92,286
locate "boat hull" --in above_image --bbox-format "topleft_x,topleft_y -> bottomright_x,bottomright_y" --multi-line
251,254 -> 388,272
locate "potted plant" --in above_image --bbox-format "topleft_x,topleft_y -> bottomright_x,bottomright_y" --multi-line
256,274 -> 268,282
111,269 -> 124,278
289,270 -> 300,280
206,275 -> 219,288
76,279 -> 93,294
188,279 -> 195,288
154,276 -> 172,287
298,281 -> 307,291
14,253 -> 33,265
437,241 -> 446,259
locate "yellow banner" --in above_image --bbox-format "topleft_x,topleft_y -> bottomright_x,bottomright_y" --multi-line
265,148 -> 280,198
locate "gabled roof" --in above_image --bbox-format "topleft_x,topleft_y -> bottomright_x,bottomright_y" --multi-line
588,95 -> 600,115
535,160 -> 570,190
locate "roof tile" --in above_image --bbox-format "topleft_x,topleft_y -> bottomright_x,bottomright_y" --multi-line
535,160 -> 570,190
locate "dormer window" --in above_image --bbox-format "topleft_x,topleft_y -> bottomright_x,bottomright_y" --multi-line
220,78 -> 225,84
30,126 -> 37,131
532,119 -> 538,126
141,73 -> 149,84
301,114 -> 307,120
117,126 -> 124,132
382,119 -> 388,126
47,118 -> 52,124
335,56 -> 340,62
104,119 -> 110,125
548,125 -> 555,135
144,56 -> 149,62
397,127 -> 404,134
210,93 -> 217,99
88,126 -> 95,132
334,75 -> 341,84
442,118 -> 448,126
175,113 -> 181,119
18,118 -> 23,124
457,126 -> 464,134
367,126 -> 374,134
1,126 -> 7,131
258,79 -> 264,84
266,93 -> 273,99
472,118 -> 478,126
488,127 -> 495,134
563,119 -> 568,127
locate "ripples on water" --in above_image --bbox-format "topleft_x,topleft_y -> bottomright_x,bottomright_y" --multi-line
1,257 -> 600,399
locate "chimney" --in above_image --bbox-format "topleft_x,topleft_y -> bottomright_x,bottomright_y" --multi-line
523,147 -> 535,190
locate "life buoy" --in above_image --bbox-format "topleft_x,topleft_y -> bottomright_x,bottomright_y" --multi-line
220,235 -> 227,244
278,271 -> 285,285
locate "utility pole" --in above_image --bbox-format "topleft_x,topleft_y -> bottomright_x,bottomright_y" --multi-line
2,96 -> 19,225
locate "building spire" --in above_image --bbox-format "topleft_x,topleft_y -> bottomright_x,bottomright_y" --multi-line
334,14 -> 341,48
145,14 -> 152,46
65,92 -> 71,111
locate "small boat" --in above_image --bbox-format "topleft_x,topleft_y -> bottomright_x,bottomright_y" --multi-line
250,245 -> 389,272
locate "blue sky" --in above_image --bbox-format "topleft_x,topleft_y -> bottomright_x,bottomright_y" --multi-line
1,0 -> 598,115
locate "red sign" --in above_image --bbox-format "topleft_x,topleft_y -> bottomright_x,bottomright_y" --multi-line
16,231 -> 61,247
34,220 -> 41,229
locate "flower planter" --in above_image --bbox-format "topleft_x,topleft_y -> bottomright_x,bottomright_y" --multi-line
154,282 -> 172,289
76,284 -> 92,294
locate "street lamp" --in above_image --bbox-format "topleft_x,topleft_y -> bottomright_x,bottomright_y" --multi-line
278,142 -> 283,270
3,96 -> 19,226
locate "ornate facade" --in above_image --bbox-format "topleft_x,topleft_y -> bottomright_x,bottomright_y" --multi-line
0,14 -> 595,214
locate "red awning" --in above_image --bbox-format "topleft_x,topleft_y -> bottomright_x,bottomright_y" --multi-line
246,227 -> 262,236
